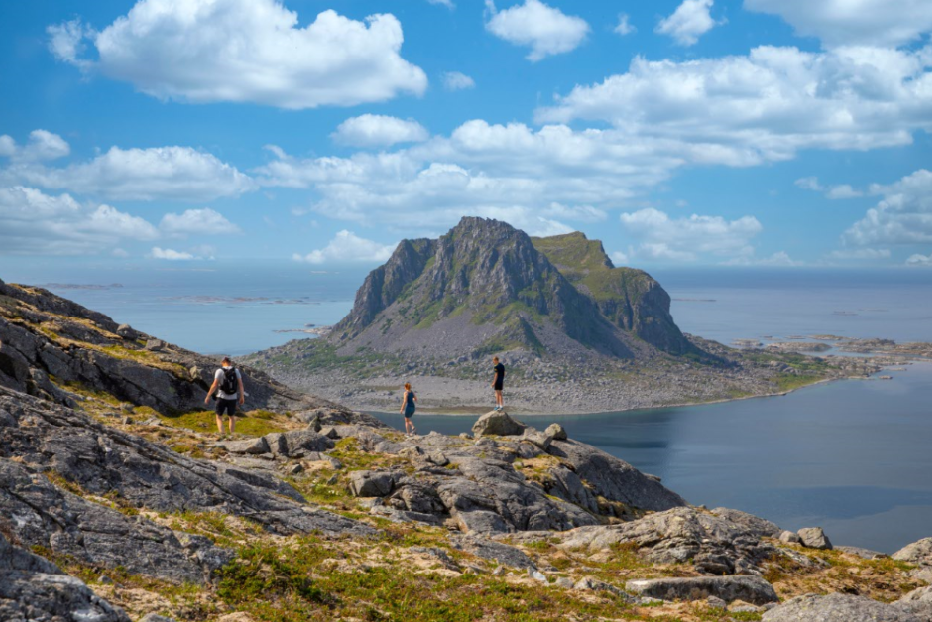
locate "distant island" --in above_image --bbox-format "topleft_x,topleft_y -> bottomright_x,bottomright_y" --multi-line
245,217 -> 883,414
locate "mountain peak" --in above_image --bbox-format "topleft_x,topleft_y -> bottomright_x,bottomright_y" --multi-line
329,219 -> 695,362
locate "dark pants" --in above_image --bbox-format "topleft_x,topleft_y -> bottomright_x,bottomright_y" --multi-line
215,398 -> 238,417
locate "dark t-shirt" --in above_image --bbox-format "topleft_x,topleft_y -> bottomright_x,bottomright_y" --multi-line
493,363 -> 505,388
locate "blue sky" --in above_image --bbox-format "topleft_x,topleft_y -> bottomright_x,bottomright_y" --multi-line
1,0 -> 931,269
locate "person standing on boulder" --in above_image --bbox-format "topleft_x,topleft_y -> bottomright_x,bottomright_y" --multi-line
400,382 -> 417,436
205,356 -> 244,436
492,356 -> 505,411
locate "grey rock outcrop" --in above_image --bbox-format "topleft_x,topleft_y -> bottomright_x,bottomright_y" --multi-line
762,593 -> 923,622
797,527 -> 833,550
895,538 -> 932,566
450,534 -> 536,570
0,531 -> 130,622
472,410 -> 526,437
0,385 -> 375,539
625,576 -> 778,605
558,506 -> 777,574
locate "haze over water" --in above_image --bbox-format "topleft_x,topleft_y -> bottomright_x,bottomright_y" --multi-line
4,260 -> 931,552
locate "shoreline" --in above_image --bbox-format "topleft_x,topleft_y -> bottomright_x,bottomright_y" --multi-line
342,372 -> 870,418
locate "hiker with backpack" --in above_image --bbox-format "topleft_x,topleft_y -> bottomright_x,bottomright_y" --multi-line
400,382 -> 417,436
205,356 -> 244,436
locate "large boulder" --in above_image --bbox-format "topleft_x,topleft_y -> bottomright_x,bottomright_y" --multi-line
797,527 -> 833,550
625,576 -> 778,606
472,411 -> 526,437
349,470 -> 397,497
762,593 -> 923,622
894,538 -> 932,566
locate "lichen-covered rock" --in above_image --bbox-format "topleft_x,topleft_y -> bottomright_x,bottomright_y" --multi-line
762,593 -> 923,622
625,576 -> 778,606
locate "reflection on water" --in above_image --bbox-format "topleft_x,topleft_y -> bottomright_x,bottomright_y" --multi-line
373,362 -> 932,553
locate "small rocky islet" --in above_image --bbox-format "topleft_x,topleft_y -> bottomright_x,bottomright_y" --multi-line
2,229 -> 931,620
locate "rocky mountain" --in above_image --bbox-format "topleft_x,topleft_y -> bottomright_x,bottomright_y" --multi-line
0,284 -> 929,622
328,217 -> 696,363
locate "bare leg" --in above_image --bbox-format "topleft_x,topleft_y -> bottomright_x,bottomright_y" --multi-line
228,416 -> 235,435
215,414 -> 224,434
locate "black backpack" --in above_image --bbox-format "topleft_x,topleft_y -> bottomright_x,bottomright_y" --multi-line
220,367 -> 238,395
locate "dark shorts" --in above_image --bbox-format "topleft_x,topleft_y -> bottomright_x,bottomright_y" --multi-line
215,398 -> 238,417
494,383 -> 504,391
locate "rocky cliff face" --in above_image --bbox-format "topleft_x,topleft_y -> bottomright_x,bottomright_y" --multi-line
531,232 -> 694,354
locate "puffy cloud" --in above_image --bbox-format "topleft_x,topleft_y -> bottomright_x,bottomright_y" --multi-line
49,0 -> 426,109
293,230 -> 397,264
844,169 -> 932,245
47,19 -> 93,69
485,0 -> 590,61
614,14 -> 636,36
795,177 -> 864,199
745,0 -> 932,48
825,185 -> 863,200
442,71 -> 476,91
536,45 -> 932,163
255,122 -> 683,232
0,186 -> 158,255
4,143 -> 255,201
619,207 -> 763,262
0,130 -> 70,162
827,248 -> 891,260
906,253 -> 932,266
160,208 -> 241,237
331,115 -> 429,148
150,247 -> 197,261
655,0 -> 722,46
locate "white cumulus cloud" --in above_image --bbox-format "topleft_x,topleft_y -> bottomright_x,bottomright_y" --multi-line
844,169 -> 932,246
49,0 -> 427,109
150,247 -> 197,261
160,208 -> 241,237
0,187 -> 158,255
795,177 -> 864,199
656,0 -> 722,46
906,253 -> 932,266
485,0 -> 590,61
0,130 -> 70,162
442,71 -> 476,91
536,45 -> 932,164
614,14 -> 636,36
619,207 -> 763,262
331,115 -> 429,148
745,0 -> 932,48
3,141 -> 256,202
293,230 -> 397,265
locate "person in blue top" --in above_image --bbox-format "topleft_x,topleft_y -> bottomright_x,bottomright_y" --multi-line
400,382 -> 418,436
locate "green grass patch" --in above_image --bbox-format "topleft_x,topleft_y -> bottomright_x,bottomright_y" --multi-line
156,409 -> 290,437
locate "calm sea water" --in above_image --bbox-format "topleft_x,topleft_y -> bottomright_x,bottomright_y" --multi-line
374,361 -> 932,553
2,259 -> 931,552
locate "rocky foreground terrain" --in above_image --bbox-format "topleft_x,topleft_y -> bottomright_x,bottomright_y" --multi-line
2,278 -> 932,621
